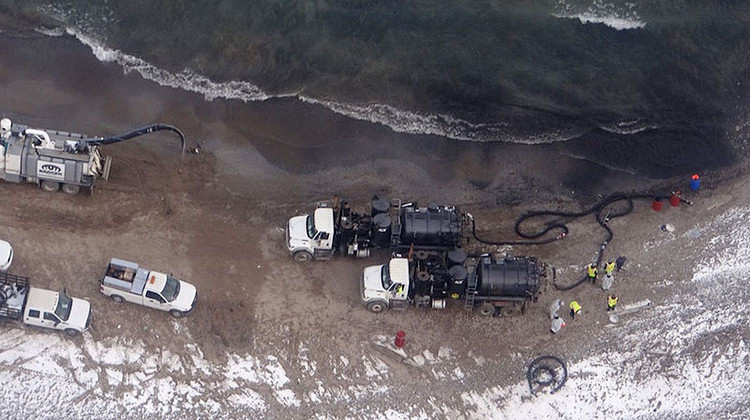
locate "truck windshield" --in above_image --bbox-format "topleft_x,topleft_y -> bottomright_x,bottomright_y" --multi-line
161,276 -> 181,302
381,265 -> 393,289
54,292 -> 73,321
306,215 -> 318,239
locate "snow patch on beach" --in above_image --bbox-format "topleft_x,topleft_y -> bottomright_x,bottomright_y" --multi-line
554,0 -> 646,30
692,207 -> 750,283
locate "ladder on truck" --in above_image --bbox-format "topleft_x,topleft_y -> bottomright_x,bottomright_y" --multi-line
464,263 -> 478,310
390,198 -> 402,248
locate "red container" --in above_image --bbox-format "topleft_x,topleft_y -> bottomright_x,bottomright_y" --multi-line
651,199 -> 663,212
394,330 -> 406,348
669,195 -> 680,207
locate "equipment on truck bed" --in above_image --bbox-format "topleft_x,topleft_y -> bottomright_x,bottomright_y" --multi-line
0,117 -> 185,194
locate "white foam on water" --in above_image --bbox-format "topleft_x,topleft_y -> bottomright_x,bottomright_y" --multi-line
30,11 -> 587,145
34,26 -> 65,37
299,96 -> 588,144
67,28 -> 272,103
554,0 -> 646,30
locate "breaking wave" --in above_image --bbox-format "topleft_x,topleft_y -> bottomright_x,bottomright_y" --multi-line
66,27 -> 590,145
68,28 -> 272,103
597,119 -> 660,135
553,0 -> 646,30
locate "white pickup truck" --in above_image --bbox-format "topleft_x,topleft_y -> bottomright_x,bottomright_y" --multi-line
100,258 -> 197,318
0,273 -> 92,336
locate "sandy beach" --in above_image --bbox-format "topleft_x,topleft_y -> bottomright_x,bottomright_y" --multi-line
0,28 -> 748,419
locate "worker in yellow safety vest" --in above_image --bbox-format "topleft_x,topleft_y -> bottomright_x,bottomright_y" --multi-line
569,300 -> 582,319
607,295 -> 619,311
605,261 -> 615,275
586,264 -> 598,283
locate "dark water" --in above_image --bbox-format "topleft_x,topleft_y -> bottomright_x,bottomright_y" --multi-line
1,0 -> 749,177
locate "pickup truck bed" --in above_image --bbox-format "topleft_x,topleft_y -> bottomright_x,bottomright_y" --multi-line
0,273 -> 29,321
103,258 -> 148,295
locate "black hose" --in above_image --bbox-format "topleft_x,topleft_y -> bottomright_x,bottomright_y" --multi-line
472,191 -> 687,290
84,124 -> 187,172
527,355 -> 567,395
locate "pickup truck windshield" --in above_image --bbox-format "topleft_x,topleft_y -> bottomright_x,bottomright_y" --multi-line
161,276 -> 181,302
306,215 -> 317,239
55,292 -> 73,321
381,265 -> 392,289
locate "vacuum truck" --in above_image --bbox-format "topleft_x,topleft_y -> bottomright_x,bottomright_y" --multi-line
286,196 -> 464,262
0,117 -> 185,194
361,252 -> 542,316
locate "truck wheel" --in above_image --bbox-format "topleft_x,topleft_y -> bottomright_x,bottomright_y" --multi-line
366,301 -> 388,313
479,303 -> 496,317
501,306 -> 521,317
62,184 -> 80,195
64,328 -> 80,337
293,251 -> 312,263
170,309 -> 184,318
111,295 -> 124,303
40,180 -> 60,192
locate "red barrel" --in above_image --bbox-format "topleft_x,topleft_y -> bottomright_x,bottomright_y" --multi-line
394,330 -> 406,348
669,194 -> 680,207
651,199 -> 663,212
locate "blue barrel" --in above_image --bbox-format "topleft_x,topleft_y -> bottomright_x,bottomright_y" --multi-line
690,179 -> 701,191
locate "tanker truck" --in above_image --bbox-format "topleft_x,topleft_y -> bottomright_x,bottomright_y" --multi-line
286,196 -> 464,262
360,252 -> 542,316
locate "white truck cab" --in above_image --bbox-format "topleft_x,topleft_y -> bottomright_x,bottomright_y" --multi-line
23,288 -> 92,336
361,258 -> 410,313
287,206 -> 335,262
100,258 -> 197,318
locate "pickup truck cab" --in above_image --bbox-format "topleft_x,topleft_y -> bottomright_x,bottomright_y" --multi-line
361,258 -> 410,313
100,258 -> 197,317
0,272 -> 91,336
23,288 -> 92,336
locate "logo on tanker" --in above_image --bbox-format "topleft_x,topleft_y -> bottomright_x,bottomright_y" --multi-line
36,161 -> 65,180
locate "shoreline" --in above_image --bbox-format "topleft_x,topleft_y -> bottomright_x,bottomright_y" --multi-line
1,29 -> 724,206
0,19 -> 743,181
